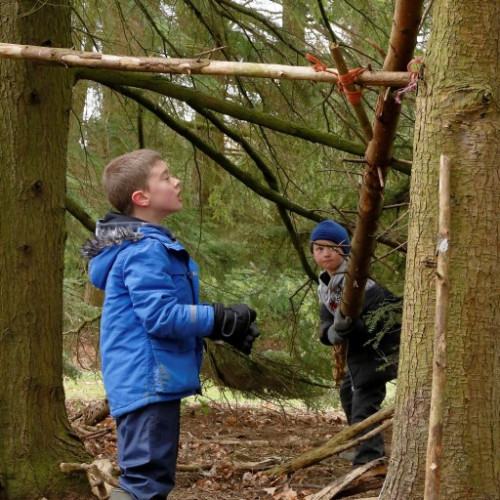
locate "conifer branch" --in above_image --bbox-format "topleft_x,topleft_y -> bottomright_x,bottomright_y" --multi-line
110,85 -> 323,221
65,195 -> 96,233
73,68 -> 411,175
192,108 -> 317,280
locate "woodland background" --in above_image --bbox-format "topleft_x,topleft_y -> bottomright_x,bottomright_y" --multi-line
62,0 -> 411,387
1,1 -> 499,499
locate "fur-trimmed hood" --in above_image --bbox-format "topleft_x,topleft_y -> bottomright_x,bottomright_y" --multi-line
81,212 -> 176,290
81,226 -> 144,259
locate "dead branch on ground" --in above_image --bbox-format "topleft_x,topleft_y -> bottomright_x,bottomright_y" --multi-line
60,459 -> 119,499
266,405 -> 394,476
305,457 -> 387,500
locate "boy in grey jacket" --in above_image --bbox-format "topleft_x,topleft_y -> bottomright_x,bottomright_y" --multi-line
311,220 -> 400,466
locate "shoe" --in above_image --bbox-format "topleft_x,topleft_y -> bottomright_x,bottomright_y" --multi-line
339,450 -> 356,461
109,487 -> 134,500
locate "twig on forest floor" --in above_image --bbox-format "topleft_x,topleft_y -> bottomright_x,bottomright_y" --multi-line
60,459 -> 119,499
305,458 -> 387,500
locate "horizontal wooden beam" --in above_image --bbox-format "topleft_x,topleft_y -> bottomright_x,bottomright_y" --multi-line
0,43 -> 411,87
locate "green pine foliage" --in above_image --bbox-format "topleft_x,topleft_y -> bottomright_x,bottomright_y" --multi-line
62,0 -> 411,406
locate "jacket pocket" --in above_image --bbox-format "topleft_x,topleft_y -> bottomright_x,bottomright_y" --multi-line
150,337 -> 200,394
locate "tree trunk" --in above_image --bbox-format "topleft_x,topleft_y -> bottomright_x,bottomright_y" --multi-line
382,1 -> 500,498
0,2 -> 92,499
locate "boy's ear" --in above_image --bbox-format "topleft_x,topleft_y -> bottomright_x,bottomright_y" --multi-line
131,190 -> 150,207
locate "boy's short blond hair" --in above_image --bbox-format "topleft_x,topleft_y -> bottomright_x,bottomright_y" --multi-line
102,149 -> 164,214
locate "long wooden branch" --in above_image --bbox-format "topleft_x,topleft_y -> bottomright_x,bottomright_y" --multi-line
305,458 -> 387,500
341,0 -> 425,318
333,0 -> 424,384
0,42 -> 411,87
266,405 -> 394,476
0,42 -> 412,174
424,155 -> 451,500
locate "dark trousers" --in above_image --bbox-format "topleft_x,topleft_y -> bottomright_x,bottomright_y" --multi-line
340,373 -> 386,465
116,400 -> 181,500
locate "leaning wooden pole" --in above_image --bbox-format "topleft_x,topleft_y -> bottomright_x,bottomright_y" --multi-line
0,42 -> 411,87
424,155 -> 451,500
342,0 -> 425,315
335,0 -> 425,382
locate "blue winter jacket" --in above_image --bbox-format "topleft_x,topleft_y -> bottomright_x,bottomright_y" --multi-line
82,213 -> 214,418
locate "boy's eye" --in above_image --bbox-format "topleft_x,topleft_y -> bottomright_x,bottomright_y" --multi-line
314,244 -> 340,253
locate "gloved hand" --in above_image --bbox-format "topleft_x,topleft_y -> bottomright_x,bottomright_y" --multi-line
210,303 -> 259,354
237,323 -> 260,355
329,308 -> 364,342
326,323 -> 345,345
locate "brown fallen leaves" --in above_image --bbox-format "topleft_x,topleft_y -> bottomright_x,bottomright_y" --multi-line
67,399 -> 387,500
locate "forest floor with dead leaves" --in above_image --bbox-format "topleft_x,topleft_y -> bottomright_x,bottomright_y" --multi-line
68,398 -> 390,500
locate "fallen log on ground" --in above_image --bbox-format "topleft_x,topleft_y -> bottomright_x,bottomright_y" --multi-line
266,404 -> 394,476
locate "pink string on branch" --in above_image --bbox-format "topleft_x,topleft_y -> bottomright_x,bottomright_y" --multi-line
305,53 -> 365,106
395,57 -> 422,104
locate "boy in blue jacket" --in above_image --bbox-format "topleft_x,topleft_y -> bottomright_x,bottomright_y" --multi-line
310,220 -> 400,467
82,149 -> 258,499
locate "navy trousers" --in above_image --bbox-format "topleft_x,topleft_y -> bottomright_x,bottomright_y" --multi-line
340,373 -> 386,466
116,400 -> 181,500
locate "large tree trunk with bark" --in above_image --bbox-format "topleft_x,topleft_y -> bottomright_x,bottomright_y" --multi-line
382,1 -> 500,498
0,2 -> 91,499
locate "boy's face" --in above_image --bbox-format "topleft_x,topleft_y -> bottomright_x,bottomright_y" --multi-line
312,239 -> 345,275
138,161 -> 183,221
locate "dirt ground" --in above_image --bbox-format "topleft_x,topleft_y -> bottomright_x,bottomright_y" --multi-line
69,399 -> 389,500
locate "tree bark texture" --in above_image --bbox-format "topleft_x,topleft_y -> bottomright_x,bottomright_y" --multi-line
382,1 -> 500,498
0,2 -> 91,499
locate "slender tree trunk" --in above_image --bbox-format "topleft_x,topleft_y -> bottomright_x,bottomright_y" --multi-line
0,2 -> 91,499
382,1 -> 500,498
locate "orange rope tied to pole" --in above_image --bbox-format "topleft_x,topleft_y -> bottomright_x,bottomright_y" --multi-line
304,52 -> 338,75
338,67 -> 366,105
305,53 -> 366,105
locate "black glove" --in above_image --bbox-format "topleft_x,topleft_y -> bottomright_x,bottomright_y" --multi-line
319,321 -> 334,345
237,322 -> 260,355
210,303 -> 259,354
